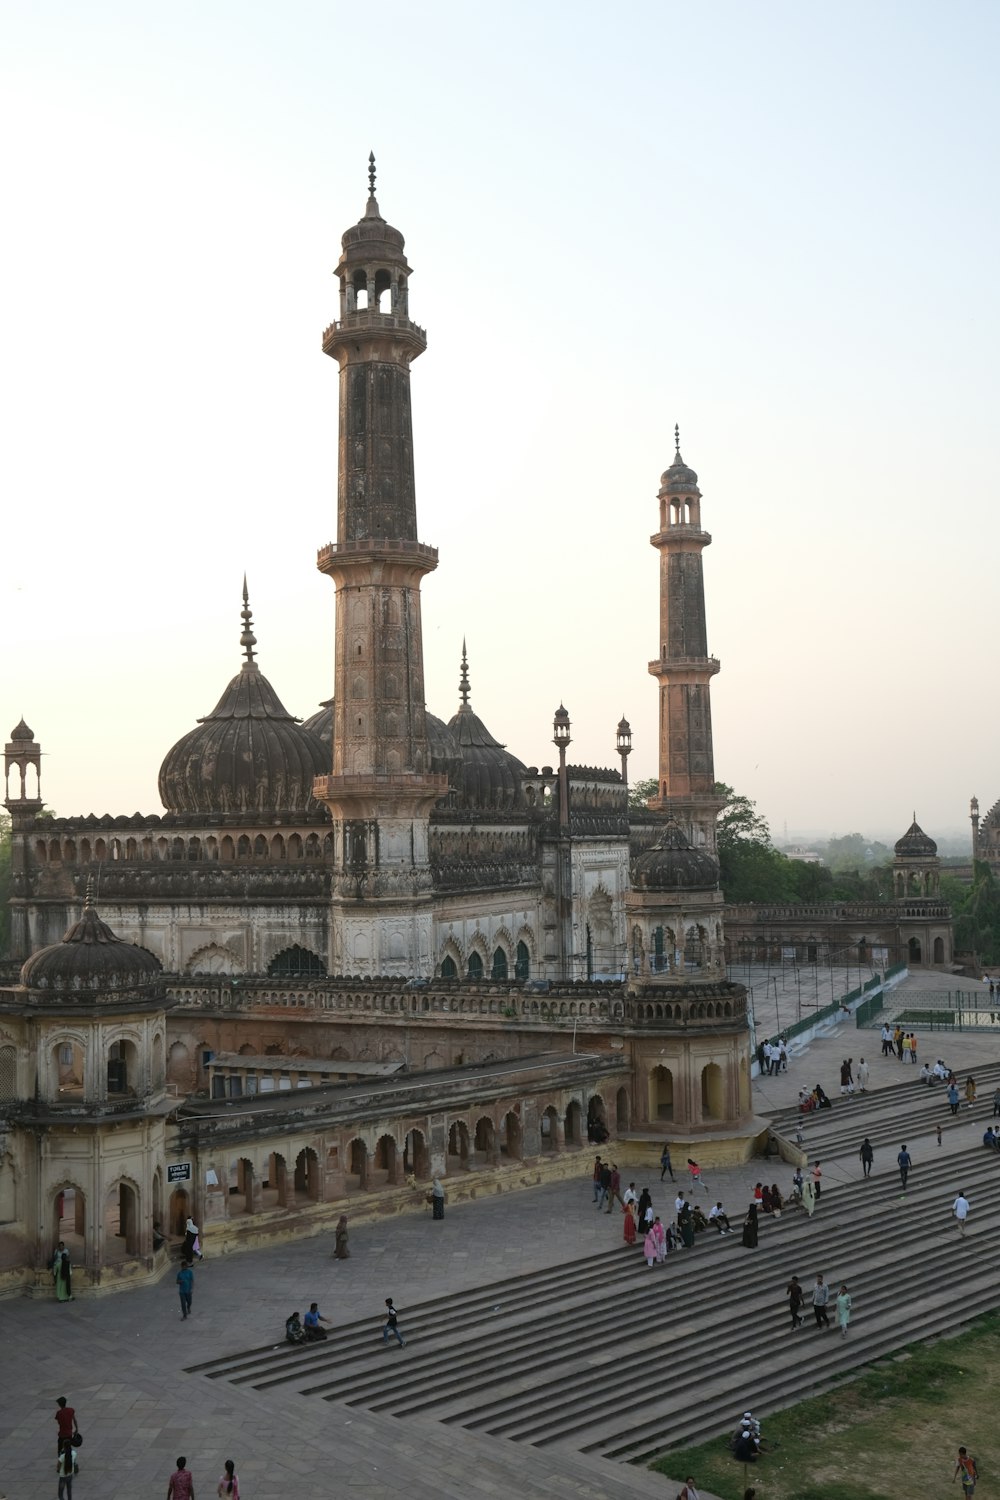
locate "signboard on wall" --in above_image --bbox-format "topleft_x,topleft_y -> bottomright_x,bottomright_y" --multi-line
167,1162 -> 192,1184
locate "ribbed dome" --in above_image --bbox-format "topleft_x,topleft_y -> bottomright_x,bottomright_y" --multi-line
659,427 -> 700,496
631,818 -> 720,892
158,584 -> 327,816
9,718 -> 34,742
894,818 -> 937,858
446,644 -> 525,811
21,900 -> 162,995
302,699 -> 334,742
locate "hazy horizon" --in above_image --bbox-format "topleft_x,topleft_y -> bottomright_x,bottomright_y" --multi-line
3,2 -> 998,840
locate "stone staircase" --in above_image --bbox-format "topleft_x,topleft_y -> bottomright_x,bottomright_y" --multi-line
187,1137 -> 1000,1465
769,1058 -> 1000,1158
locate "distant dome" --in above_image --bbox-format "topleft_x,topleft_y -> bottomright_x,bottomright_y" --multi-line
631,818 -> 719,892
446,644 -> 525,811
21,900 -> 161,995
9,718 -> 34,742
894,818 -> 937,858
158,585 -> 327,817
303,697 -> 460,781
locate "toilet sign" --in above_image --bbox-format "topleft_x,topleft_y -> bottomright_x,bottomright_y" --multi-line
167,1162 -> 192,1184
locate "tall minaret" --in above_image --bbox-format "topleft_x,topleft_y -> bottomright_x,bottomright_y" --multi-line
314,156 -> 447,976
646,428 -> 724,851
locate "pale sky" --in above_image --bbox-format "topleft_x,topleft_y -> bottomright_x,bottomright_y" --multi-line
2,1 -> 997,843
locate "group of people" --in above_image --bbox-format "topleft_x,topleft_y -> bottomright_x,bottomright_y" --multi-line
837,1057 -> 871,1094
756,1037 -> 788,1075
797,1083 -> 832,1112
785,1272 -> 852,1336
166,1455 -> 241,1499
285,1297 -> 406,1347
880,1024 -> 920,1062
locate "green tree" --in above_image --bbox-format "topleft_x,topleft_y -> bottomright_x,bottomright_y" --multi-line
821,832 -> 892,875
713,782 -> 797,902
627,776 -> 658,810
954,863 -> 1000,964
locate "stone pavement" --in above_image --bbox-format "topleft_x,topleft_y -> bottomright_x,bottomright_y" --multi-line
1,969 -> 993,1500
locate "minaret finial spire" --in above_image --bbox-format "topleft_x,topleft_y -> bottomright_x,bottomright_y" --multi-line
674,422 -> 681,456
368,151 -> 376,199
84,874 -> 94,909
459,638 -> 470,707
240,575 -> 257,665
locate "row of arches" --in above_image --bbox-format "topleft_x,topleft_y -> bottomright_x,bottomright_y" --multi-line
34,832 -> 334,866
440,940 -> 531,981
631,922 -> 721,976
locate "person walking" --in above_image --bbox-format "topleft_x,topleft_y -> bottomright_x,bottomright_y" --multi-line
811,1161 -> 822,1201
909,1034 -> 918,1066
881,1023 -> 893,1057
52,1241 -> 74,1302
855,1057 -> 870,1093
786,1274 -> 804,1330
383,1297 -> 405,1347
741,1204 -> 758,1248
176,1260 -> 194,1320
216,1459 -> 240,1499
687,1158 -> 707,1195
643,1223 -> 657,1267
333,1214 -> 350,1259
894,1026 -> 904,1060
836,1284 -> 852,1338
606,1163 -> 624,1213
659,1143 -> 674,1182
897,1144 -> 912,1193
183,1217 -> 203,1262
57,1440 -> 78,1500
651,1215 -> 667,1263
948,1082 -> 961,1116
591,1156 -> 603,1204
597,1160 -> 612,1210
167,1457 -> 195,1499
953,1190 -> 971,1238
954,1445 -> 979,1496
839,1059 -> 852,1096
801,1176 -> 816,1216
965,1076 -> 978,1108
429,1177 -> 446,1219
54,1398 -> 78,1456
811,1273 -> 830,1329
859,1138 -> 874,1178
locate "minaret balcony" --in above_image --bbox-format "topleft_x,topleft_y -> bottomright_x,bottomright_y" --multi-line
322,311 -> 427,356
648,654 -> 720,678
317,538 -> 439,584
650,526 -> 712,547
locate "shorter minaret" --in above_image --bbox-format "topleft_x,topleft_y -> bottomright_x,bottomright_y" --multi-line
4,719 -> 44,960
646,428 -> 724,851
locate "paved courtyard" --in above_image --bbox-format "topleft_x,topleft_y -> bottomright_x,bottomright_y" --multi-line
1,977 -> 996,1500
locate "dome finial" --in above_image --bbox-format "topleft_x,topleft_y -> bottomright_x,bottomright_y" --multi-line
83,874 -> 94,910
368,150 -> 376,198
674,422 -> 681,457
240,575 -> 257,665
459,638 -> 471,707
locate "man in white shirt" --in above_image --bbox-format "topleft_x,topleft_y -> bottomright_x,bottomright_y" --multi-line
953,1190 -> 971,1238
762,1040 -> 772,1075
623,1183 -> 637,1207
708,1201 -> 732,1235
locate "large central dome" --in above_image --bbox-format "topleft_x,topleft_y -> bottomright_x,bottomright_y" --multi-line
158,584 -> 327,817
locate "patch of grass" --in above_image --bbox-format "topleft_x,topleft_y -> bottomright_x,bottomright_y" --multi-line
652,1313 -> 1000,1500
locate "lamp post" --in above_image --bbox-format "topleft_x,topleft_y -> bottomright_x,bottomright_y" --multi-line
553,705 -> 573,979
616,716 -> 632,793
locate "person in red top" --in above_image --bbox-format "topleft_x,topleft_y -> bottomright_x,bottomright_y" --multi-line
54,1397 -> 76,1455
167,1457 -> 195,1499
954,1446 -> 978,1495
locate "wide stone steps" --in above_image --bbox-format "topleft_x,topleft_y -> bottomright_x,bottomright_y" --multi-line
187,1143 -> 1000,1464
769,1059 -> 1000,1158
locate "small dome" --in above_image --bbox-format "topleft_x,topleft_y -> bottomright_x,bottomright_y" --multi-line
631,818 -> 720,892
659,426 -> 700,496
21,900 -> 162,995
158,585 -> 327,817
302,699 -> 334,743
894,818 -> 937,858
9,718 -> 34,742
446,643 -> 525,811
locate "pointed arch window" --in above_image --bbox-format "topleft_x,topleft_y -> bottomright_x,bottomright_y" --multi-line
515,942 -> 530,981
491,947 -> 508,981
440,955 -> 457,979
467,951 -> 484,980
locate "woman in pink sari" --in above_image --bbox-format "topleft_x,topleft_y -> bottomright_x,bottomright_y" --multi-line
643,1226 -> 657,1267
651,1215 -> 667,1263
